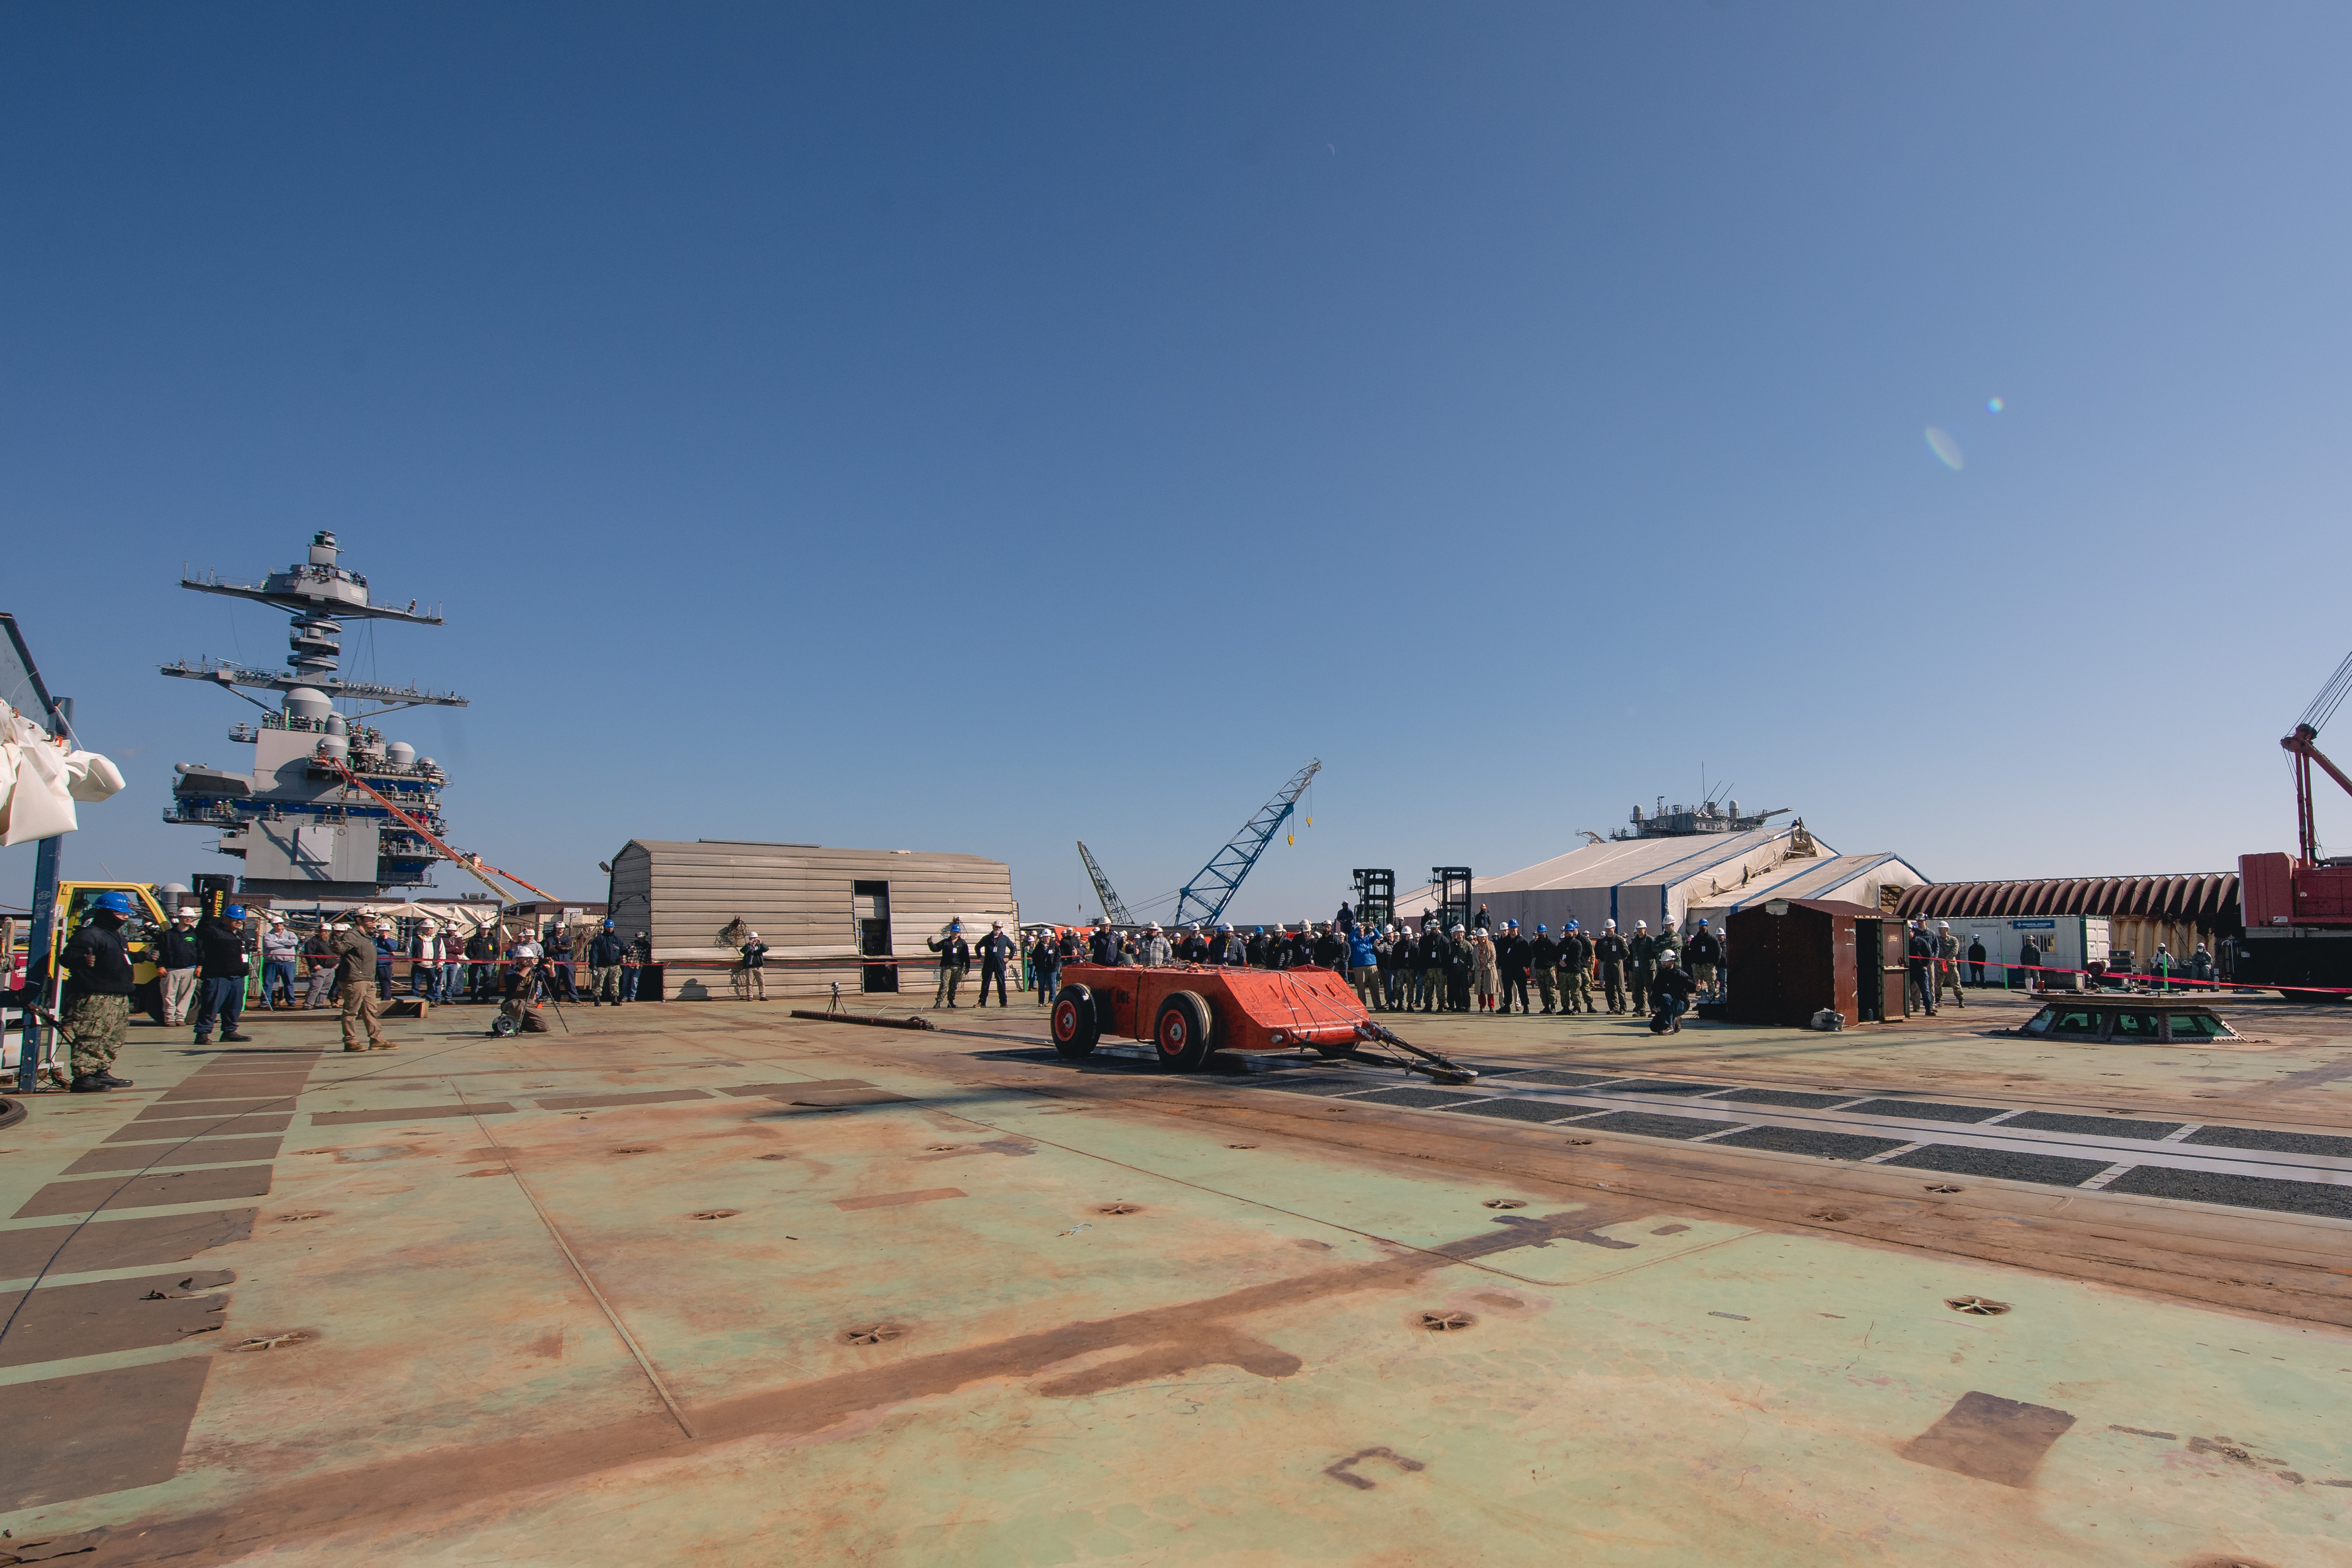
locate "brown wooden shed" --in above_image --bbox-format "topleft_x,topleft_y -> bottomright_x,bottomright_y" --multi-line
1725,897 -> 1910,1027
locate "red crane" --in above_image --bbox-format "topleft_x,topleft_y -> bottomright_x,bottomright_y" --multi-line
2237,649 -> 2352,995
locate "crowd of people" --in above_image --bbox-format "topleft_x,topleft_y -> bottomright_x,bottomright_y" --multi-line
1012,903 -> 1728,1030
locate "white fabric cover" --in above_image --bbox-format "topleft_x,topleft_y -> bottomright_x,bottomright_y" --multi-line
1,710 -> 77,846
65,750 -> 126,802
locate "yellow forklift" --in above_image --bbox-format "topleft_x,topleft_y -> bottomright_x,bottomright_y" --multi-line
36,882 -> 176,1021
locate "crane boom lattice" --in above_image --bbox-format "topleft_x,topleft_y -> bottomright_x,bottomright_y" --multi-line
1076,840 -> 1135,926
1172,760 -> 1321,928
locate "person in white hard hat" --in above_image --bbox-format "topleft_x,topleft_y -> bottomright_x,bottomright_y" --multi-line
1594,920 -> 1631,1013
738,930 -> 769,1001
409,919 -> 445,1005
159,906 -> 203,1026
1935,920 -> 1966,1009
302,921 -> 340,1010
974,920 -> 1016,1006
1142,923 -> 1173,969
261,912 -> 303,1009
1627,919 -> 1657,1016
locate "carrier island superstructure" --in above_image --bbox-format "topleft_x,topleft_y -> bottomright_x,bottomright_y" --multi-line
160,531 -> 467,900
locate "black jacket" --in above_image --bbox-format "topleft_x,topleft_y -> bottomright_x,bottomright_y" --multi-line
1907,931 -> 1936,970
1418,931 -> 1449,967
196,917 -> 250,980
1967,940 -> 1987,961
976,931 -> 1016,967
1594,934 -> 1629,970
1686,931 -> 1722,964
62,921 -> 135,997
1652,964 -> 1696,1003
1627,934 -> 1657,969
741,940 -> 769,968
1495,934 -> 1530,978
158,926 -> 202,970
589,931 -> 627,965
1311,932 -> 1346,969
1530,935 -> 1561,968
1564,932 -> 1594,969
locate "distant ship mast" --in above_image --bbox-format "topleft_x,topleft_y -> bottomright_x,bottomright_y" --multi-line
161,530 -> 468,898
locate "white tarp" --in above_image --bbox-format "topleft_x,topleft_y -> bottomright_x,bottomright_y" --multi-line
1,702 -> 127,846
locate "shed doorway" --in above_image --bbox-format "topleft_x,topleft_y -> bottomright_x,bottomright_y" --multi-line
854,881 -> 896,992
1855,919 -> 1884,1021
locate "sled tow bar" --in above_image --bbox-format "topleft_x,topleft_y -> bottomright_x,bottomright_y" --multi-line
1341,1021 -> 1479,1085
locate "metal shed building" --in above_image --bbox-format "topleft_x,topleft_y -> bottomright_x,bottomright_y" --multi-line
606,839 -> 1019,1001
1896,873 -> 2239,977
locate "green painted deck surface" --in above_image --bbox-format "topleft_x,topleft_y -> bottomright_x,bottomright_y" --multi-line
1,996 -> 2345,1565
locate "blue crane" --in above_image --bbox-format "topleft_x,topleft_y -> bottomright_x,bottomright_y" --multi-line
1171,760 -> 1322,928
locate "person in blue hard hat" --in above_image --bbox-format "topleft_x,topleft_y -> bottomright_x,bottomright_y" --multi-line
1685,918 -> 1723,1002
1530,923 -> 1562,1014
1562,921 -> 1595,1014
60,890 -> 139,1091
191,903 -> 254,1045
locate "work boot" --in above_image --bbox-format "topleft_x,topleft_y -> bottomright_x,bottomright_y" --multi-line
344,1045 -> 367,1052
96,1071 -> 135,1088
220,1031 -> 252,1043
69,1074 -> 109,1093
192,1035 -> 211,1045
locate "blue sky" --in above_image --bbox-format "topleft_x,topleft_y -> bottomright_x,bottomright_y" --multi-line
5,3 -> 2349,924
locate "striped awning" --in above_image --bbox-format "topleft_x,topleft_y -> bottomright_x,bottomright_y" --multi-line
1896,873 -> 2239,926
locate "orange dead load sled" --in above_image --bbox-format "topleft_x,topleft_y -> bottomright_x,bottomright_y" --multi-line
1048,963 -> 1478,1083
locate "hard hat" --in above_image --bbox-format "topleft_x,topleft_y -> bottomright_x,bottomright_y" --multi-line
1450,924 -> 1466,934
1605,919 -> 1617,929
226,904 -> 247,920
1938,920 -> 1951,929
174,906 -> 198,921
1505,920 -> 1519,929
1697,918 -> 1710,927
1660,949 -> 1678,962
1566,920 -> 1579,930
93,890 -> 136,917
1635,920 -> 1647,929
601,919 -> 614,929
1536,924 -> 1548,933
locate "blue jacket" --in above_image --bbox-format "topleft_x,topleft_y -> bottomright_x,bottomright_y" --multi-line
1348,931 -> 1377,968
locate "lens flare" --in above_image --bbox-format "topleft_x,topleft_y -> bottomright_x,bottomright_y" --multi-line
1925,427 -> 1964,470
1986,397 -> 2004,414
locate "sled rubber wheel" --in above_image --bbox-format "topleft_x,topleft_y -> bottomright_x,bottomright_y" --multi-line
1154,991 -> 1214,1072
1051,985 -> 1099,1059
